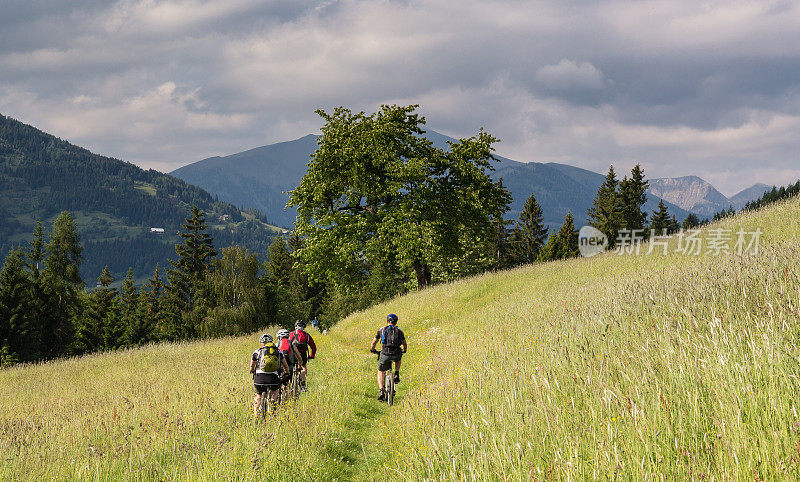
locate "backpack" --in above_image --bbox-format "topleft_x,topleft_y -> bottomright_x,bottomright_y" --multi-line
381,325 -> 401,351
278,338 -> 295,364
257,343 -> 280,373
292,330 -> 309,350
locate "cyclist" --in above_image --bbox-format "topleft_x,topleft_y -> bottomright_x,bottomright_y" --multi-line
276,328 -> 302,391
370,313 -> 407,401
250,333 -> 290,416
289,320 -> 317,391
311,317 -> 321,332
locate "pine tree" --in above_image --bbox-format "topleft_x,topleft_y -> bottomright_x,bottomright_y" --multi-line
649,200 -> 678,234
538,211 -> 579,261
510,194 -> 549,265
43,212 -> 83,358
587,166 -> 622,248
682,213 -> 700,230
266,236 -> 293,287
127,266 -> 162,345
0,249 -> 31,366
119,268 -> 139,347
165,206 -> 217,340
619,164 -> 649,233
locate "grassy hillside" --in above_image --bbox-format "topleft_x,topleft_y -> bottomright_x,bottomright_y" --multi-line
0,113 -> 282,281
1,198 -> 799,479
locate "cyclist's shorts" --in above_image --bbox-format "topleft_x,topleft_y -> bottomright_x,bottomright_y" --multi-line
378,351 -> 402,372
254,374 -> 281,393
298,350 -> 308,366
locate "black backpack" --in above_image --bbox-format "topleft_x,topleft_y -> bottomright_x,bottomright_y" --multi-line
381,325 -> 401,352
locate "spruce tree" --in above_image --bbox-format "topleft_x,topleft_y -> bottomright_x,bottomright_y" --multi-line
0,249 -> 31,365
166,206 -> 217,340
43,212 -> 83,358
119,268 -> 139,347
127,266 -> 162,345
619,164 -> 649,233
510,193 -> 549,265
649,200 -> 674,234
554,211 -> 580,259
587,166 -> 621,248
538,211 -> 579,261
682,213 -> 700,230
266,236 -> 293,287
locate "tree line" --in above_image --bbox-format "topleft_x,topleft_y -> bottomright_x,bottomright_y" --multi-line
0,208 -> 318,367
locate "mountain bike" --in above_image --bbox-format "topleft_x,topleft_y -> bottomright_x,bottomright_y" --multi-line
384,367 -> 396,406
257,388 -> 280,418
372,350 -> 399,406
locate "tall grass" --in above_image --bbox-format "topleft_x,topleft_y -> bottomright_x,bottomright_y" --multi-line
2,198 -> 799,480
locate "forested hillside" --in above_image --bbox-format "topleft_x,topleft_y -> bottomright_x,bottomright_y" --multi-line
0,114 -> 281,280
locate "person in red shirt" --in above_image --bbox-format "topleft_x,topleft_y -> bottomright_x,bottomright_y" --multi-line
289,320 -> 317,391
276,329 -> 302,390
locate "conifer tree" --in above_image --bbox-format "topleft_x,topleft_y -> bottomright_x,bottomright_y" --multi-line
510,193 -> 549,265
587,166 -> 622,248
76,267 -> 120,353
119,268 -> 139,347
649,199 -> 679,234
165,206 -> 217,340
682,213 -> 700,230
43,212 -> 83,357
538,211 -> 579,261
619,164 -> 649,233
0,249 -> 31,365
127,266 -> 162,345
266,236 -> 293,287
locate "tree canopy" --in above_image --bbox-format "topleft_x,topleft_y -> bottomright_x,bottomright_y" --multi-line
289,104 -> 510,292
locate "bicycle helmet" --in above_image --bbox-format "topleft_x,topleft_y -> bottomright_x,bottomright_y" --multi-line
295,320 -> 306,330
259,333 -> 272,343
387,313 -> 398,324
276,329 -> 289,339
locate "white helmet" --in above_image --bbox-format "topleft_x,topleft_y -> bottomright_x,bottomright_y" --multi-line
277,329 -> 290,339
259,333 -> 272,343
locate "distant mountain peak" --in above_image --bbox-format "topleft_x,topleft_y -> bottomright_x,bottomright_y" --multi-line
648,176 -> 729,218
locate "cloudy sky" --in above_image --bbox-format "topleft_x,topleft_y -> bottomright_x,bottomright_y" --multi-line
2,0 -> 799,195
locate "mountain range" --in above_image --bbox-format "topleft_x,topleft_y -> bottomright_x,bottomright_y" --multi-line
173,132 -> 769,229
0,114 -> 281,281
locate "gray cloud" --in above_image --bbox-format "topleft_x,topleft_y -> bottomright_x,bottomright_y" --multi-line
1,0 -> 799,194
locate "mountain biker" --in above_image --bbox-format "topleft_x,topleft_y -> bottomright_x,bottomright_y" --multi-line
289,320 -> 316,391
276,328 -> 302,389
311,317 -> 321,332
250,333 -> 290,416
370,313 -> 407,401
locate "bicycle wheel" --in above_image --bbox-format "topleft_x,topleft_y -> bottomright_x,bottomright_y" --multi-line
291,370 -> 301,399
385,372 -> 394,406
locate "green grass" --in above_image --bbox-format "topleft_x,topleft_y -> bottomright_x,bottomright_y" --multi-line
133,182 -> 157,197
2,198 -> 800,480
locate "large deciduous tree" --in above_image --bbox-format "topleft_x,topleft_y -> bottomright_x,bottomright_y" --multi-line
289,105 -> 510,292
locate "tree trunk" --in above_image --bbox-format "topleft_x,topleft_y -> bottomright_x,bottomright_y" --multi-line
412,259 -> 431,288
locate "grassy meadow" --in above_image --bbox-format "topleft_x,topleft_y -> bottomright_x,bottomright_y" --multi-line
2,197 -> 800,480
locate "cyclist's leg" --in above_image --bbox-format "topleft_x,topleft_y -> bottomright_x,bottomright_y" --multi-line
299,351 -> 308,383
253,385 -> 264,416
269,386 -> 281,405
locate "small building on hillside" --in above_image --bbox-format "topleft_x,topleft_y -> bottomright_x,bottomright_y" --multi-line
150,227 -> 165,234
